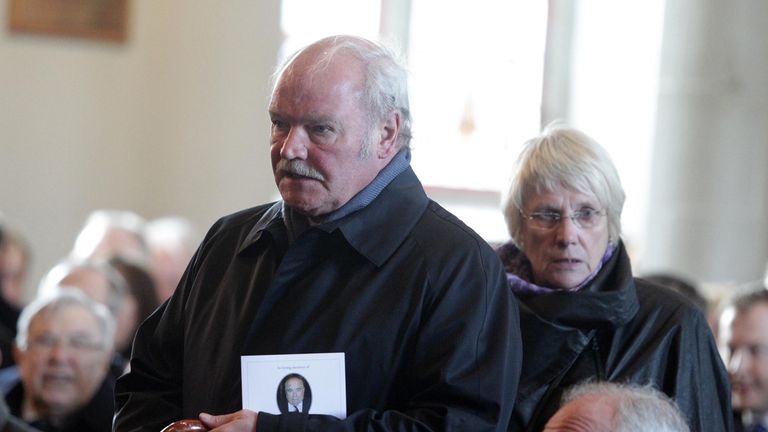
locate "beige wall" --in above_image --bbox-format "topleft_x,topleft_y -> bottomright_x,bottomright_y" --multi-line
2,0 -> 768,301
0,0 -> 281,294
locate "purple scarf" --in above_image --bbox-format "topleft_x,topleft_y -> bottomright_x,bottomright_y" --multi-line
505,243 -> 615,296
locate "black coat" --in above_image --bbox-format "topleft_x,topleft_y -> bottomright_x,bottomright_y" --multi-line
4,378 -> 114,432
115,167 -> 521,432
501,241 -> 733,432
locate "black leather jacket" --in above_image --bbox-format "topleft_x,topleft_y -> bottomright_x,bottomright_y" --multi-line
499,241 -> 733,432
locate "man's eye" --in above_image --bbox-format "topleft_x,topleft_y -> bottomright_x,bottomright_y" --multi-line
534,212 -> 560,222
311,125 -> 331,134
271,120 -> 288,130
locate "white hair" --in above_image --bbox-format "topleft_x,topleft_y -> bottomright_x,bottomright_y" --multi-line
561,382 -> 690,432
16,287 -> 115,352
502,122 -> 625,248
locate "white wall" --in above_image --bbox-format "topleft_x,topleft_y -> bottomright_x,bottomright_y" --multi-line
643,0 -> 768,285
0,0 -> 281,296
2,0 -> 768,300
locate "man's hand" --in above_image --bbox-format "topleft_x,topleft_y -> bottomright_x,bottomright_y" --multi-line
199,410 -> 258,432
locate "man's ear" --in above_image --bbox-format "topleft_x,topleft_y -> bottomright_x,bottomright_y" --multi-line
376,111 -> 401,159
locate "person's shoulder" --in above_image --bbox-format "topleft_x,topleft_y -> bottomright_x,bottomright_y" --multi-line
634,277 -> 705,321
415,200 -> 492,250
205,203 -> 280,237
410,200 -> 502,272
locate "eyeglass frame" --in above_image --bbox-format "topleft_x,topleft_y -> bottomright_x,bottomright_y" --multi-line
26,332 -> 107,353
519,208 -> 607,230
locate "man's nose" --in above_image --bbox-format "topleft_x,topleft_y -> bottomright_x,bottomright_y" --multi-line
279,127 -> 308,160
47,343 -> 72,363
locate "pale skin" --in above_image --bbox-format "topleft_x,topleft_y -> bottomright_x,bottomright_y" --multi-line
720,303 -> 768,415
285,377 -> 305,408
198,41 -> 401,432
13,305 -> 111,423
542,395 -> 616,432
520,186 -> 609,290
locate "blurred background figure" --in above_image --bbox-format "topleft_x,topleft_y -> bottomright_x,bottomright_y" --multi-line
69,210 -> 148,265
106,256 -> 160,354
718,283 -> 768,432
0,226 -> 17,370
0,352 -> 41,432
143,217 -> 198,303
0,223 -> 31,310
1,288 -> 115,432
543,381 -> 690,432
0,222 -> 31,369
37,258 -> 131,373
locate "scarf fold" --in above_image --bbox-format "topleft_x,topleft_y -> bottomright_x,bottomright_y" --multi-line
501,242 -> 615,296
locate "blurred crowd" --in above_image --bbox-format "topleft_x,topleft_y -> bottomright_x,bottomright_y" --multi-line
0,211 -> 198,432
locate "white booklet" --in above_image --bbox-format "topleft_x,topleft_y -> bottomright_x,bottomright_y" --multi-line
241,352 -> 346,419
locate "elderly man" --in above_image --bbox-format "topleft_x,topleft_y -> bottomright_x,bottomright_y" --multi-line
3,289 -> 115,432
543,382 -> 690,432
113,35 -> 520,431
719,286 -> 768,432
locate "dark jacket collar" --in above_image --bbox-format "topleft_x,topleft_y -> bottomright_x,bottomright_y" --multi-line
237,166 -> 428,267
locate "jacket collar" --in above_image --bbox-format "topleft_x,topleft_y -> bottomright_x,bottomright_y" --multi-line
237,167 -> 429,267
316,166 -> 428,267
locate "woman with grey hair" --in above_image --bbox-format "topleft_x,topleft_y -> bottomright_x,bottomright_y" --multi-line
497,123 -> 731,431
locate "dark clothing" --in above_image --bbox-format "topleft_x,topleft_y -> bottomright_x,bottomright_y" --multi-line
499,241 -> 733,432
115,167 -> 521,432
733,411 -> 767,432
1,395 -> 40,432
0,298 -> 19,369
4,378 -> 114,432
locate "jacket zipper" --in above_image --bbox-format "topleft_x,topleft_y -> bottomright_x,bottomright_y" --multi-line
591,335 -> 606,380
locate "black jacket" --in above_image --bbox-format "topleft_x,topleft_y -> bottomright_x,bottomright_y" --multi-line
500,241 -> 733,432
4,378 -> 114,432
115,166 -> 521,432
1,396 -> 40,432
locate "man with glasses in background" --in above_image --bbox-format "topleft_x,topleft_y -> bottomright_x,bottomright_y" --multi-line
1,288 -> 115,432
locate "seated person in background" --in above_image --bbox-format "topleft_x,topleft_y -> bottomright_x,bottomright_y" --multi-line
143,217 -> 199,303
543,381 -> 690,432
37,258 -> 133,371
0,222 -> 31,310
3,288 -> 115,432
69,210 -> 148,265
718,284 -> 768,432
497,123 -> 732,431
0,226 -> 18,370
0,352 -> 41,432
1,221 -> 31,369
107,256 -> 160,355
